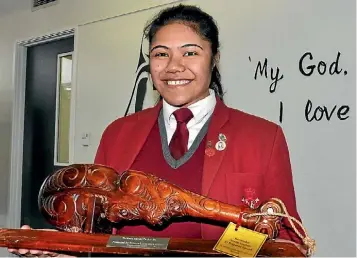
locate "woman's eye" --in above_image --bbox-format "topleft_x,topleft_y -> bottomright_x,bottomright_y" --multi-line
184,51 -> 197,57
154,52 -> 168,57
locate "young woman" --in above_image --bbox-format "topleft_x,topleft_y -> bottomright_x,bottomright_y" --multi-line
9,4 -> 305,257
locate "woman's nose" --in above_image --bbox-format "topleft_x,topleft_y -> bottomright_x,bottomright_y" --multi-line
165,56 -> 185,73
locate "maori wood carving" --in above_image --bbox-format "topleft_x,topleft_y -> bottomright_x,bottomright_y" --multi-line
0,164 -> 307,256
38,164 -> 283,239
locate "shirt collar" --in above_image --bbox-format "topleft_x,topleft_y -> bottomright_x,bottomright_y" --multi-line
162,89 -> 217,127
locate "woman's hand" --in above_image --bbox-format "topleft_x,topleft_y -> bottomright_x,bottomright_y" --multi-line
7,225 -> 76,257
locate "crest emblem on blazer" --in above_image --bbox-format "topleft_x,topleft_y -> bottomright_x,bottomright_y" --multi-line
242,187 -> 260,209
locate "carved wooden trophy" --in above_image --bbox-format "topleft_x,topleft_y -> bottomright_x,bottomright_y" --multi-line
0,164 -> 315,257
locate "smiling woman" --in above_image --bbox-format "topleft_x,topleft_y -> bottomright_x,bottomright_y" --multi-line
10,3 -> 309,257
145,4 -> 223,107
94,3 -> 305,246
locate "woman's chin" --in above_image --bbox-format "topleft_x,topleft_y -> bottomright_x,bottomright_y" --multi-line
164,98 -> 190,107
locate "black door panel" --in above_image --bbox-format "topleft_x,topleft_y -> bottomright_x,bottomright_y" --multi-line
21,37 -> 74,229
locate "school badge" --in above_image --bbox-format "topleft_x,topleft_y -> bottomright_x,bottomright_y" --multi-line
241,187 -> 260,209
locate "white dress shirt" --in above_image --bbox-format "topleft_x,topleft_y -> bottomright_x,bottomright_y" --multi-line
162,89 -> 217,149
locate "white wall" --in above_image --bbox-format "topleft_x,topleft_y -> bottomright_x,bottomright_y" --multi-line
0,0 -> 180,256
74,0 -> 356,257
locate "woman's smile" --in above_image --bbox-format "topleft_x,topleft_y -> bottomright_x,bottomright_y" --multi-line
166,80 -> 192,86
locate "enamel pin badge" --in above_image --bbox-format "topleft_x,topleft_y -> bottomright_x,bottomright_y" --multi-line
215,133 -> 227,151
205,141 -> 216,157
218,133 -> 227,142
215,141 -> 226,151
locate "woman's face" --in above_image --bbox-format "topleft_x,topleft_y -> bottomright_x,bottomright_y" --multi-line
149,23 -> 213,107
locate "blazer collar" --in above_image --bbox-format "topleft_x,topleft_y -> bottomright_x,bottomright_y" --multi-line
202,97 -> 230,196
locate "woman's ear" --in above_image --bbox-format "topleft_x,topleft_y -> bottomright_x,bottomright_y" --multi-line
212,52 -> 220,70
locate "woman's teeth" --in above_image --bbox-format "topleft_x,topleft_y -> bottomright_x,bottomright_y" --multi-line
167,80 -> 190,85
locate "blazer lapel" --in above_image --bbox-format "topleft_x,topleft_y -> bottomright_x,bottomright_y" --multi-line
116,102 -> 162,173
202,98 -> 230,196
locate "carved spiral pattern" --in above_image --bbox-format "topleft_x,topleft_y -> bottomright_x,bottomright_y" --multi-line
38,165 -> 114,233
260,201 -> 283,219
106,195 -> 187,226
40,192 -> 110,233
251,199 -> 283,239
40,194 -> 83,229
107,203 -> 140,222
41,164 -> 117,194
121,175 -> 146,196
165,194 -> 187,216
105,176 -> 189,225
199,198 -> 221,213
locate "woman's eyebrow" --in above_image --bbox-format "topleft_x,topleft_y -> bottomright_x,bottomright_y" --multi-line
181,44 -> 203,50
150,43 -> 203,52
150,45 -> 169,52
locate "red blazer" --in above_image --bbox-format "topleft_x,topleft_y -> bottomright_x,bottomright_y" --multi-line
95,98 -> 303,243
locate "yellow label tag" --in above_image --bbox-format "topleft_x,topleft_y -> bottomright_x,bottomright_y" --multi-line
213,222 -> 268,257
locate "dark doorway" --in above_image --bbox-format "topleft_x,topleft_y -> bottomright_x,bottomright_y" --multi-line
21,36 -> 74,229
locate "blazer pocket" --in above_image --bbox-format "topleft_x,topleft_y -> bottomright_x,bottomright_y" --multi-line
225,173 -> 264,207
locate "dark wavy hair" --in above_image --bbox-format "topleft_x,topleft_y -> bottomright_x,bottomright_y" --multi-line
143,4 -> 224,100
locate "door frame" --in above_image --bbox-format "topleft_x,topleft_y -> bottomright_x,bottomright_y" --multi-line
8,27 -> 78,229
54,51 -> 74,167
